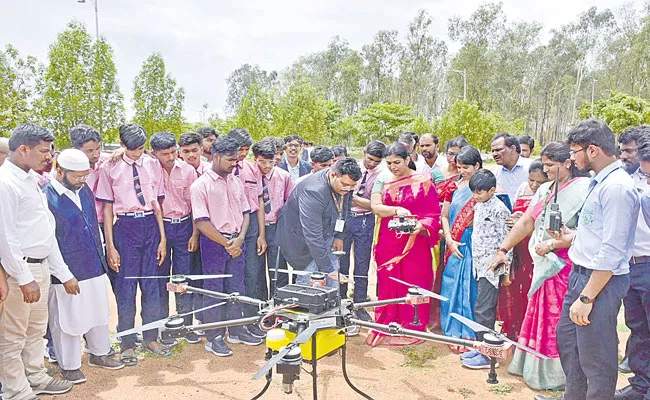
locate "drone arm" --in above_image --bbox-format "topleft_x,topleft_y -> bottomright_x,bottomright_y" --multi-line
183,286 -> 266,307
350,318 -> 480,349
353,297 -> 409,309
189,316 -> 261,331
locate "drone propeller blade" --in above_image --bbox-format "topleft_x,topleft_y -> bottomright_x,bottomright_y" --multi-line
184,274 -> 232,281
114,301 -> 227,338
274,268 -> 311,276
389,277 -> 448,301
450,313 -> 549,359
251,325 -> 317,380
124,275 -> 169,279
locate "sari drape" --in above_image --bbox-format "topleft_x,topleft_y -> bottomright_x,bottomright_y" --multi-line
507,177 -> 589,390
440,186 -> 477,339
367,173 -> 441,347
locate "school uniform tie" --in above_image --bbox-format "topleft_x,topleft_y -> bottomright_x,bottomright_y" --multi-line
234,162 -> 240,176
132,163 -> 146,206
262,175 -> 272,214
357,171 -> 368,196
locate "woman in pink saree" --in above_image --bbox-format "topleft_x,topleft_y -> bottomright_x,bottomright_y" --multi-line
367,142 -> 441,346
490,142 -> 589,390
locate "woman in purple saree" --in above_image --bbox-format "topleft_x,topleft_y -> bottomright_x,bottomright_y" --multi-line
368,142 -> 441,346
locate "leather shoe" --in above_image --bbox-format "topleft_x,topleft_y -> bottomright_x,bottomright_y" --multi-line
618,356 -> 632,373
614,385 -> 645,400
534,395 -> 564,400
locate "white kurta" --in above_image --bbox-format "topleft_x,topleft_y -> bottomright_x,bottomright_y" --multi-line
51,274 -> 110,336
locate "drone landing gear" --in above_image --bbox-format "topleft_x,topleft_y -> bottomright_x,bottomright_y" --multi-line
251,338 -> 374,400
487,357 -> 499,384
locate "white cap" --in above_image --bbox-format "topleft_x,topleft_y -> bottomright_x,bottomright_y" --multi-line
57,149 -> 90,171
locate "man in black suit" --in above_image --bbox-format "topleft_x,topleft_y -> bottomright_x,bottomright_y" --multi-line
277,158 -> 362,288
278,135 -> 313,182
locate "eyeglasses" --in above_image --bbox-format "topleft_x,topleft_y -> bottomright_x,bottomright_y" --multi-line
286,143 -> 301,149
569,147 -> 587,156
66,173 -> 89,183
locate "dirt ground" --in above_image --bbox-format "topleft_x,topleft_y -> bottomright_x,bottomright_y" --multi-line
40,278 -> 633,400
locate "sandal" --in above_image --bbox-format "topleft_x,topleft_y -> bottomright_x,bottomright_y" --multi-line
120,348 -> 138,366
144,341 -> 172,357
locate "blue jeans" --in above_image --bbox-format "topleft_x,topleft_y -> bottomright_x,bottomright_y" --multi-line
295,237 -> 340,290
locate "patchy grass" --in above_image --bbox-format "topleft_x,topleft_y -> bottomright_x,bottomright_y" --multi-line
398,344 -> 438,368
447,386 -> 476,399
489,384 -> 513,395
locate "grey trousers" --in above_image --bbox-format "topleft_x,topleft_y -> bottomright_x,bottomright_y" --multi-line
556,269 -> 630,400
474,277 -> 499,340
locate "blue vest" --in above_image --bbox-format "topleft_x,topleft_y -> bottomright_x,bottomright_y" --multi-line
43,183 -> 107,283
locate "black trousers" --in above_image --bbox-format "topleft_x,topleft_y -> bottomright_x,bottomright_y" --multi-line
556,268 -> 630,400
624,261 -> 650,398
474,277 -> 499,340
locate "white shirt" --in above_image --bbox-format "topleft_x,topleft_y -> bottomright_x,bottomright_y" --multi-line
50,178 -> 82,210
0,160 -> 73,285
632,169 -> 650,257
494,156 -> 532,203
413,154 -> 431,175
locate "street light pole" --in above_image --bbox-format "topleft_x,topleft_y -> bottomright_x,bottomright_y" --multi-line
78,0 -> 99,38
447,69 -> 467,101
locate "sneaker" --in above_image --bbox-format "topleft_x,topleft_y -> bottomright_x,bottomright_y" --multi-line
60,369 -> 86,384
247,325 -> 267,339
184,332 -> 201,344
195,329 -> 206,336
227,329 -> 263,346
88,354 -> 125,370
205,336 -> 232,357
460,349 -> 481,360
354,308 -> 373,322
462,354 -> 497,369
31,378 -> 73,395
44,346 -> 57,364
84,345 -> 116,356
346,325 -> 360,337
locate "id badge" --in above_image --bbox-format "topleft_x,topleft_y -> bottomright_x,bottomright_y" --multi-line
335,218 -> 345,233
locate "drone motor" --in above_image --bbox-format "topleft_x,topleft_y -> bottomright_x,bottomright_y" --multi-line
277,346 -> 303,394
161,316 -> 187,340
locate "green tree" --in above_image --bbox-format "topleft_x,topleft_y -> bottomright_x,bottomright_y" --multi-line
579,91 -> 650,133
225,64 -> 277,114
362,30 -> 402,104
0,44 -> 40,135
132,52 -> 185,138
272,77 -> 327,141
35,21 -> 124,147
353,102 -> 414,143
232,83 -> 276,140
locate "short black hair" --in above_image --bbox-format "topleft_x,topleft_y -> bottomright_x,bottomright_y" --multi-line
212,136 -> 240,156
455,145 -> 483,168
420,133 -> 439,145
9,123 -> 55,151
311,146 -> 335,163
149,131 -> 177,151
491,132 -> 521,153
567,119 -> 617,156
284,134 -> 303,145
227,128 -> 253,148
398,132 -> 416,146
69,124 -> 101,148
619,125 -> 649,145
251,140 -> 276,159
636,130 -> 650,162
540,141 -> 570,163
469,169 -> 497,192
119,124 -> 147,150
268,137 -> 285,151
518,135 -> 534,150
178,132 -> 203,147
332,157 -> 362,181
385,142 -> 409,159
331,145 -> 348,158
365,140 -> 386,159
445,136 -> 469,152
529,158 -> 545,175
197,126 -> 217,139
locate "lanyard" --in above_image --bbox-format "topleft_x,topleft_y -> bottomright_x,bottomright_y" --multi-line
327,175 -> 344,218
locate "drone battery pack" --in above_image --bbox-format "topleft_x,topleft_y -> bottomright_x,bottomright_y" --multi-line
274,284 -> 339,314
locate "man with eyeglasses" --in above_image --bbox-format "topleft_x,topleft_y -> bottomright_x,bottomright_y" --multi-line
339,141 -> 386,320
278,135 -> 312,182
277,158 -> 362,289
491,132 -> 532,204
43,149 -> 124,385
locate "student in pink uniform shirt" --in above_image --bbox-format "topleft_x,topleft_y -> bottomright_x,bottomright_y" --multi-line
95,124 -> 169,365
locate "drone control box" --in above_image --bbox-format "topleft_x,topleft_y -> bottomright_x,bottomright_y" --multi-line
274,284 -> 339,314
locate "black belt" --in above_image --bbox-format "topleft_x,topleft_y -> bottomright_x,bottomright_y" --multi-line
162,215 -> 191,224
24,257 -> 45,264
630,256 -> 650,265
572,264 -> 592,276
350,211 -> 373,217
221,232 -> 239,240
117,211 -> 154,218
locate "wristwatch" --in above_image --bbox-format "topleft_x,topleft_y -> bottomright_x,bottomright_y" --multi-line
497,247 -> 508,254
579,294 -> 595,304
